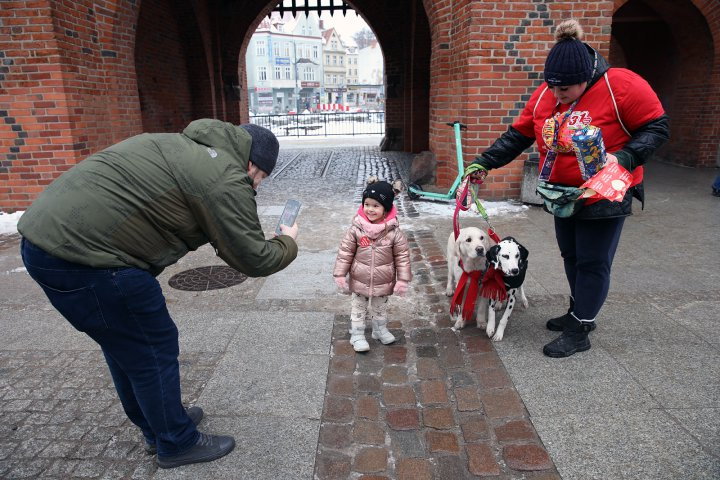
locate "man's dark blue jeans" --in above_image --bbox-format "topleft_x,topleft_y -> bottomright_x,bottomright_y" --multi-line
21,238 -> 198,456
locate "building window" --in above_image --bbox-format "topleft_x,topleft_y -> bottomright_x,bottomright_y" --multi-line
284,66 -> 292,79
332,55 -> 337,65
332,74 -> 337,84
274,67 -> 281,80
303,67 -> 314,81
256,40 -> 266,56
258,67 -> 267,81
273,42 -> 280,57
313,46 -> 319,59
325,54 -> 330,64
302,26 -> 306,35
325,75 -> 330,84
283,43 -> 290,56
340,56 -> 343,65
331,40 -> 337,49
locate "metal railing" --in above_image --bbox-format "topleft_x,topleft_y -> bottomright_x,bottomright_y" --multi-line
249,111 -> 385,137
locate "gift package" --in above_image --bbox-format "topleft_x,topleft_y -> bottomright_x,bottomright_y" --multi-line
572,126 -> 607,180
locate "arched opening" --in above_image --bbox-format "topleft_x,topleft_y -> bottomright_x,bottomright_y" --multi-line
611,0 -> 715,166
239,0 -> 431,153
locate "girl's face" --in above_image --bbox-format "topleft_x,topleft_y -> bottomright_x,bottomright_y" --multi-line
548,82 -> 587,104
363,198 -> 385,223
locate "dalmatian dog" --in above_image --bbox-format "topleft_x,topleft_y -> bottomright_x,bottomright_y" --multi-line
484,237 -> 529,341
445,227 -> 493,331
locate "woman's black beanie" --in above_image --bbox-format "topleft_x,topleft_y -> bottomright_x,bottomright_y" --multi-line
544,19 -> 594,87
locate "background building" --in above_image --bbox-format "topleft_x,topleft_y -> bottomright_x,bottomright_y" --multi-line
356,40 -> 384,109
246,13 -> 323,114
321,27 -> 347,105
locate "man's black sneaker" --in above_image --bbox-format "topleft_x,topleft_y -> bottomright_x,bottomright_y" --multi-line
543,320 -> 594,358
157,433 -> 235,469
546,313 -> 596,332
144,406 -> 204,455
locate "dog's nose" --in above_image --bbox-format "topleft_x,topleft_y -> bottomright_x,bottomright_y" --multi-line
476,247 -> 484,255
510,268 -> 519,275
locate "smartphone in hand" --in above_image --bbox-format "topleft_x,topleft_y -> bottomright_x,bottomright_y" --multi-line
276,199 -> 301,236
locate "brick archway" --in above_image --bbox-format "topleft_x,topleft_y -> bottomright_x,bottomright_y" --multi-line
611,0 -> 719,167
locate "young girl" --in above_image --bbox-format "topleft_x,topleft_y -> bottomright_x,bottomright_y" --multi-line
333,179 -> 412,352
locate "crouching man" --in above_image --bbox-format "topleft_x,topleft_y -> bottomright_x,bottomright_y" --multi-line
18,120 -> 298,468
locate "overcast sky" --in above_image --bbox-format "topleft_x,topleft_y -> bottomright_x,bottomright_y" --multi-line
319,10 -> 372,46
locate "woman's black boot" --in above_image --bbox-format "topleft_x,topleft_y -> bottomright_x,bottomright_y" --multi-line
543,317 -> 593,358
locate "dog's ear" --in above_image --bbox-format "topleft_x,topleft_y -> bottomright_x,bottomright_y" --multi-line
518,242 -> 529,261
391,179 -> 406,194
486,244 -> 500,268
366,175 -> 380,186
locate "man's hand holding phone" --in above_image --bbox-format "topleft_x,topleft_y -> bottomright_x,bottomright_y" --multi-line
279,223 -> 299,240
275,200 -> 301,240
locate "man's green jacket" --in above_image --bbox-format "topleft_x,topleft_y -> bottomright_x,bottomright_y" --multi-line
18,119 -> 297,277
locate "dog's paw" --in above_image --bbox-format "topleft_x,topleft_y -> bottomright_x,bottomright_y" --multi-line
445,287 -> 453,297
486,321 -> 496,338
491,331 -> 504,342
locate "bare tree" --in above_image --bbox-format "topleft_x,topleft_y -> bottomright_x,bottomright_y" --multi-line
353,28 -> 376,49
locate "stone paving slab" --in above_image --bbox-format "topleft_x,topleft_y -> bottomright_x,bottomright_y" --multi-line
532,410 -> 718,480
153,416 -> 319,480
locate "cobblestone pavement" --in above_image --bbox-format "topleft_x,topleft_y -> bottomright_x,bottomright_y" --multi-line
314,228 -> 558,480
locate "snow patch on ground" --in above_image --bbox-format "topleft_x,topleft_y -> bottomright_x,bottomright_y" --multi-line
411,200 -> 528,217
0,211 -> 24,235
5,267 -> 27,275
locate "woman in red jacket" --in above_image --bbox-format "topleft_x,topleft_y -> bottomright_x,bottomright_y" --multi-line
472,19 -> 669,357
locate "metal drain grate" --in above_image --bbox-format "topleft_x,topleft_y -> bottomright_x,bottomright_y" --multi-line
168,266 -> 247,291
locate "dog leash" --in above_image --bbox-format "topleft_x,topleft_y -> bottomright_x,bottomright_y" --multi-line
453,164 -> 501,243
450,164 -> 509,307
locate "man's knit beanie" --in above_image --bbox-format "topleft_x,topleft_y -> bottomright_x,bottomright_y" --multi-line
544,19 -> 594,87
362,180 -> 395,213
239,124 -> 279,175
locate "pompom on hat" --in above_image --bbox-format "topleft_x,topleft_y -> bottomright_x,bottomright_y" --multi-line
544,19 -> 594,87
239,124 -> 279,174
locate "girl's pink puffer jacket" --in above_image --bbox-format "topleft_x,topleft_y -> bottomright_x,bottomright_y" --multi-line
333,207 -> 412,297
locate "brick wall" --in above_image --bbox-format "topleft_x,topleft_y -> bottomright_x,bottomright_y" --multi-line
0,0 -> 141,212
425,0 -> 616,198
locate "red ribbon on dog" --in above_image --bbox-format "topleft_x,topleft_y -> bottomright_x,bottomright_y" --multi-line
450,265 -> 482,322
479,265 -> 507,302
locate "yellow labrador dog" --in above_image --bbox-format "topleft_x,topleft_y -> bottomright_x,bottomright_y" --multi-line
445,227 -> 493,331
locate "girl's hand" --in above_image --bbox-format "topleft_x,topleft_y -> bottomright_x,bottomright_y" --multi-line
393,280 -> 408,297
334,276 -> 348,291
